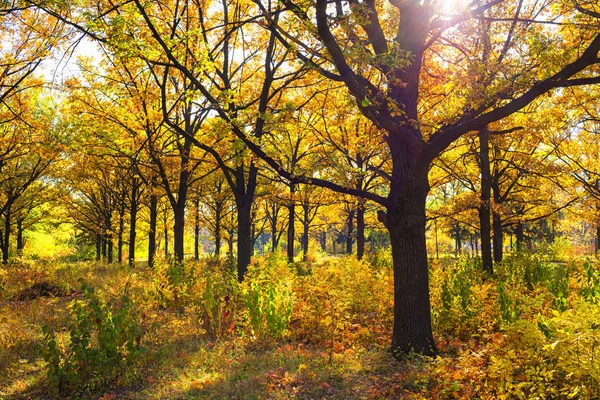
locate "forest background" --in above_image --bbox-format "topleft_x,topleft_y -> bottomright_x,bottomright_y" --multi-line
1,0 -> 600,398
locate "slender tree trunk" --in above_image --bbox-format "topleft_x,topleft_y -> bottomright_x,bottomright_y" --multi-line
454,223 -> 462,256
492,212 -> 503,263
128,181 -> 138,267
269,203 -> 279,252
107,236 -> 113,264
302,204 -> 309,262
596,225 -> 600,253
3,205 -> 11,264
148,191 -> 158,267
237,199 -> 252,281
516,223 -> 524,251
479,128 -> 493,273
173,201 -> 186,262
117,209 -> 125,264
164,218 -> 169,259
356,199 -> 365,260
214,202 -> 222,256
346,209 -> 355,255
287,183 -> 295,263
320,231 -> 326,252
16,218 -> 24,255
194,197 -> 200,261
96,232 -> 102,262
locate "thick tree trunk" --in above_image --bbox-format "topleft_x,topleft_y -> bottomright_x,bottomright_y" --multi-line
479,128 -> 493,274
383,168 -> 436,357
596,225 -> 600,253
356,199 -> 365,260
237,199 -> 252,281
148,192 -> 158,267
287,183 -> 295,263
346,209 -> 355,255
492,211 -> 503,263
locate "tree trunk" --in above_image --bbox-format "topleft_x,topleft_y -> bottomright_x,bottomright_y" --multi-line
492,211 -> 503,263
16,218 -> 24,255
173,203 -> 185,262
96,232 -> 102,262
237,199 -> 252,281
148,191 -> 158,267
194,197 -> 200,261
164,219 -> 169,259
215,202 -> 222,256
454,223 -> 462,256
382,168 -> 436,357
287,183 -> 295,263
596,225 -> 600,253
117,209 -> 125,264
346,209 -> 355,255
270,204 -> 278,252
302,204 -> 309,262
320,231 -> 326,252
128,181 -> 138,267
107,236 -> 113,264
2,205 -> 11,264
479,128 -> 493,273
356,199 -> 365,260
516,223 -> 524,251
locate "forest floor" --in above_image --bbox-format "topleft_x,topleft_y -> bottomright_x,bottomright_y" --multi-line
0,252 -> 598,399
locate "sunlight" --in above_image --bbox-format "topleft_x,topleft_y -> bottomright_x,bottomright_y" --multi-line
433,0 -> 470,17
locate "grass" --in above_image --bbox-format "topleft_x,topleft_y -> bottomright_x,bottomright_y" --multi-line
0,252 -> 599,399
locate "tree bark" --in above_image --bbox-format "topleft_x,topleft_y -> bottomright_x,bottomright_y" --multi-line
16,218 -> 24,255
302,203 -> 309,262
117,207 -> 125,264
382,167 -> 436,357
128,180 -> 138,267
96,232 -> 102,262
346,208 -> 355,255
596,225 -> 600,253
148,190 -> 158,267
479,127 -> 493,274
356,198 -> 365,260
214,201 -> 222,256
2,205 -> 11,264
194,196 -> 200,261
516,223 -> 524,251
492,211 -> 503,263
287,183 -> 295,263
237,198 -> 252,281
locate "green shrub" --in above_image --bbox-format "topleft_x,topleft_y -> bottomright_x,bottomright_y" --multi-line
198,268 -> 237,338
149,258 -> 197,309
242,254 -> 295,339
580,259 -> 600,304
39,280 -> 145,395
